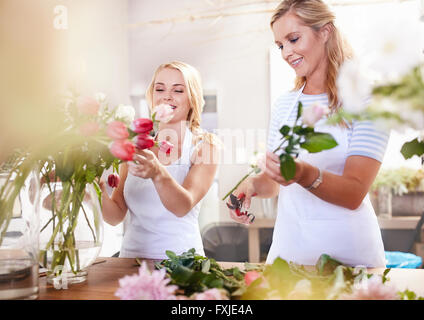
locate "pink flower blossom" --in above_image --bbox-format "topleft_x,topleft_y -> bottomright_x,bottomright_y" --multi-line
110,140 -> 135,161
193,288 -> 229,300
244,271 -> 262,286
136,133 -> 155,150
107,121 -> 129,140
158,140 -> 174,155
133,118 -> 153,134
79,121 -> 99,136
302,102 -> 330,127
153,104 -> 174,123
76,96 -> 100,115
115,261 -> 178,300
339,276 -> 399,300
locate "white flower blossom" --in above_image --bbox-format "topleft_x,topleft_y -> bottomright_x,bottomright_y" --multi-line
94,92 -> 106,103
115,104 -> 135,124
248,152 -> 265,173
337,59 -> 372,114
364,17 -> 422,81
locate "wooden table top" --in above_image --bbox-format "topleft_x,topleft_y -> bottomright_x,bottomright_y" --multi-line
38,257 -> 424,300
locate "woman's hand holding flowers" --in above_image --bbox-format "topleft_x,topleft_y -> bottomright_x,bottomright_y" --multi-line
128,149 -> 163,181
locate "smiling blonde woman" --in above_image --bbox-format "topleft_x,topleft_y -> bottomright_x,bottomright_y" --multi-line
101,61 -> 219,260
228,0 -> 390,268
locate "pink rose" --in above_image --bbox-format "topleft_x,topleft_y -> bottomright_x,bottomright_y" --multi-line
158,140 -> 174,155
302,102 -> 330,127
339,276 -> 399,300
107,174 -> 120,188
107,121 -> 129,140
76,96 -> 100,115
153,104 -> 174,123
110,140 -> 135,161
136,134 -> 155,150
79,121 -> 99,136
244,271 -> 262,286
193,288 -> 228,300
133,118 -> 153,134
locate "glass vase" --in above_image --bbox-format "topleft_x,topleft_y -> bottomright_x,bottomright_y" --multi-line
0,170 -> 40,300
38,181 -> 103,287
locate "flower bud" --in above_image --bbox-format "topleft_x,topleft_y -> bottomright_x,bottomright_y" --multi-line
133,118 -> 154,134
76,96 -> 100,115
136,133 -> 155,150
107,174 -> 120,188
107,121 -> 129,140
110,140 -> 135,161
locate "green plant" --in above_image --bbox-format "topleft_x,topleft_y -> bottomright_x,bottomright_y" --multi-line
371,167 -> 424,195
152,248 -> 245,296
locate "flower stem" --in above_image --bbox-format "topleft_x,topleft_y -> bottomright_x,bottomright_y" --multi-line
222,168 -> 256,201
273,137 -> 288,154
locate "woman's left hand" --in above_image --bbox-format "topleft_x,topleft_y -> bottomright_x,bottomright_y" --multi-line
263,151 -> 304,186
128,149 -> 162,180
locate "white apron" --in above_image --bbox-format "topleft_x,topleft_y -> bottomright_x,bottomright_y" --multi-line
120,127 -> 204,260
266,86 -> 386,267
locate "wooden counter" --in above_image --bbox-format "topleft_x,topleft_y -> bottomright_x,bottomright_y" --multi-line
37,257 -> 424,300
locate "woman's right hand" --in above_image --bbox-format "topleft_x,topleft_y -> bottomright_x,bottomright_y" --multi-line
226,178 -> 257,225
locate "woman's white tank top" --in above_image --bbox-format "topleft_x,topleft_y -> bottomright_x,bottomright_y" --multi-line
120,127 -> 204,259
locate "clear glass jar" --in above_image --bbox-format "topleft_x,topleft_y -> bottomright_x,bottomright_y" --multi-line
38,181 -> 103,287
0,170 -> 40,300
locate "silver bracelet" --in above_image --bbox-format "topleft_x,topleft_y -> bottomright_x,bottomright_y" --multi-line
305,168 -> 323,190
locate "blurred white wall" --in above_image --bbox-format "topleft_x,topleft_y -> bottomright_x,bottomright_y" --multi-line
59,0 -> 131,106
58,0 -> 131,256
127,0 -> 276,224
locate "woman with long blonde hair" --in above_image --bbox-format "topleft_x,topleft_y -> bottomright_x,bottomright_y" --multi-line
101,61 -> 219,259
228,0 -> 389,267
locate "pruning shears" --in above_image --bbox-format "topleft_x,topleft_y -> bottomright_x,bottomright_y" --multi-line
226,193 -> 255,223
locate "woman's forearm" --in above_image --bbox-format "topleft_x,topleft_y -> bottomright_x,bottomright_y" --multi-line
252,172 -> 280,198
101,193 -> 127,226
297,160 -> 378,210
152,166 -> 194,217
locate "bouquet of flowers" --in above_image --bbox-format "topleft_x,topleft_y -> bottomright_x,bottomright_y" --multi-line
0,89 -> 175,283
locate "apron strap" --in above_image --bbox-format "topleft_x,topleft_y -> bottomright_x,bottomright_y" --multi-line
273,83 -> 306,152
278,83 -> 305,130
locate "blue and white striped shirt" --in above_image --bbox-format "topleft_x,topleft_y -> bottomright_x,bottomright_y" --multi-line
267,92 -> 389,162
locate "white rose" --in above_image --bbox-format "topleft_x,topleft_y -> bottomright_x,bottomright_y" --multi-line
115,104 -> 135,124
302,102 -> 330,127
365,17 -> 422,81
94,92 -> 106,103
337,59 -> 372,115
153,104 -> 174,123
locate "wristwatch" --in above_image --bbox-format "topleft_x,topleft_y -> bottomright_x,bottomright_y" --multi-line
305,168 -> 323,190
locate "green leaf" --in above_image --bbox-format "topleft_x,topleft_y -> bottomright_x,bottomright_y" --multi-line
85,165 -> 97,183
295,126 -> 315,135
279,125 -> 291,137
279,154 -> 296,181
296,102 -> 303,121
201,259 -> 211,273
171,265 -> 194,284
165,250 -> 177,260
300,132 -> 338,153
382,268 -> 391,284
400,138 -> 424,160
315,254 -> 343,275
